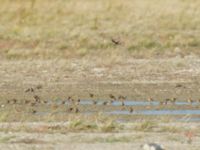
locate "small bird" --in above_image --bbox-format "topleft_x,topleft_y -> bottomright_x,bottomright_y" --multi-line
33,95 -> 40,103
31,109 -> 37,114
93,100 -> 97,105
109,94 -> 116,100
89,93 -> 94,98
36,84 -> 42,90
24,100 -> 31,104
75,99 -> 80,105
30,102 -> 36,107
159,101 -> 164,105
108,100 -> 114,105
187,98 -> 193,105
118,95 -> 126,100
6,100 -> 10,104
164,98 -> 170,105
67,96 -> 72,101
142,143 -> 165,150
52,104 -> 59,110
68,107 -> 73,112
121,101 -> 125,106
61,100 -> 66,105
75,108 -> 79,113
111,38 -> 121,45
129,107 -> 133,113
102,101 -> 108,105
148,97 -> 154,104
12,99 -> 17,104
170,97 -> 176,104
25,88 -> 34,93
43,100 -> 48,104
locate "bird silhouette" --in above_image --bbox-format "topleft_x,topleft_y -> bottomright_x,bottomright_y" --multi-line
109,94 -> 116,100
111,38 -> 121,45
89,93 -> 94,98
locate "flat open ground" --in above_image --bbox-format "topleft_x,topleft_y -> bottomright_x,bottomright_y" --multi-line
0,122 -> 199,150
0,58 -> 199,150
1,57 -> 200,101
1,0 -> 200,149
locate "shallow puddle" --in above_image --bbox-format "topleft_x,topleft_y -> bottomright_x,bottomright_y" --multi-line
55,100 -> 199,106
107,109 -> 200,115
28,99 -> 200,122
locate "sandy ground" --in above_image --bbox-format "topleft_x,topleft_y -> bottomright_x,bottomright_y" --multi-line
0,57 -> 200,149
0,57 -> 200,101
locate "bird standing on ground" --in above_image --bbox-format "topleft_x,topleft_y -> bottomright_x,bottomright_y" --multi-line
25,88 -> 34,93
148,97 -> 154,105
129,107 -> 133,113
36,84 -> 42,90
171,97 -> 176,104
118,95 -> 126,100
109,94 -> 116,100
89,93 -> 94,98
111,38 -> 121,45
33,95 -> 40,103
93,100 -> 97,105
187,98 -> 193,105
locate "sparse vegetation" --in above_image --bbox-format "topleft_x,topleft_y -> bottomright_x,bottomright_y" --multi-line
0,0 -> 200,59
0,1 -> 199,150
134,121 -> 158,132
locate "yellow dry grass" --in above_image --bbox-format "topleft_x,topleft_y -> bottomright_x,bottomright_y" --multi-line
0,0 -> 200,59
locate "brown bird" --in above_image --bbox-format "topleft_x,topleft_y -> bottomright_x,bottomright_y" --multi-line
111,38 -> 121,45
52,104 -> 59,110
68,107 -> 73,112
30,102 -> 36,107
102,101 -> 108,105
89,93 -> 94,98
43,100 -> 48,104
33,95 -> 40,103
25,88 -> 34,93
148,97 -> 153,104
93,100 -> 97,105
75,99 -> 80,105
109,94 -> 116,100
170,98 -> 176,104
75,108 -> 79,113
129,107 -> 134,113
61,100 -> 66,105
12,99 -> 17,104
121,101 -> 125,106
164,98 -> 171,105
159,100 -> 163,105
188,98 -> 193,105
118,95 -> 126,100
6,100 -> 10,104
108,100 -> 114,105
36,84 -> 42,90
24,100 -> 31,104
31,109 -> 37,114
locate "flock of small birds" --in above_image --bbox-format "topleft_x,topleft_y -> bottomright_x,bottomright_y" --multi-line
3,84 -> 200,115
